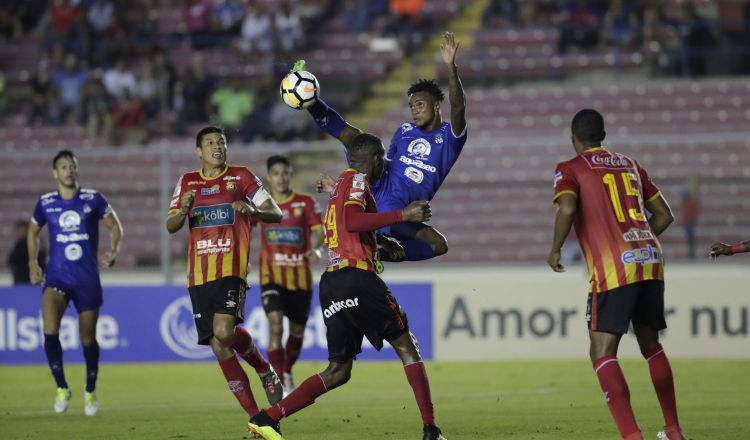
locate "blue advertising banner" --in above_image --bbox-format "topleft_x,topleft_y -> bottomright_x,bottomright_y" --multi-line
0,283 -> 432,363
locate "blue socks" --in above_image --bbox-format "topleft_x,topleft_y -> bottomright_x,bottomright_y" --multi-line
83,341 -> 99,393
44,334 -> 68,389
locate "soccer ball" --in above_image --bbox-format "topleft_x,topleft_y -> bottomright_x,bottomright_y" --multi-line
279,70 -> 319,109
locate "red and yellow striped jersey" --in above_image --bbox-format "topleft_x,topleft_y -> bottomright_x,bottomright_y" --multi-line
323,169 -> 377,272
553,147 -> 664,294
253,192 -> 323,291
168,165 -> 263,287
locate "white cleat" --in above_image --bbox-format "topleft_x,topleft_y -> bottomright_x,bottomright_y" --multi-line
283,372 -> 296,393
657,433 -> 669,440
54,388 -> 71,413
84,391 -> 99,416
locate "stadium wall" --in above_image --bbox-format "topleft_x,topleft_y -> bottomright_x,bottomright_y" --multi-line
0,266 -> 747,363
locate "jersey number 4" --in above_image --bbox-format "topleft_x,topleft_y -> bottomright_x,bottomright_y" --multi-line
324,205 -> 339,248
602,172 -> 647,223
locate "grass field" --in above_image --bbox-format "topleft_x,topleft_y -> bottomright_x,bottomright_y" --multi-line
0,360 -> 748,439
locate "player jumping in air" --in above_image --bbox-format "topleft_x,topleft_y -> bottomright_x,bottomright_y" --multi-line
709,240 -> 749,257
548,110 -> 688,440
167,127 -> 284,421
306,32 -> 466,263
28,150 -> 124,416
247,133 -> 446,440
252,155 -> 324,391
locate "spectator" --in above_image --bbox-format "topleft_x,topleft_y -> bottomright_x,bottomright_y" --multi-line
109,88 -> 148,145
679,176 -> 701,259
238,4 -> 273,54
241,87 -> 273,142
270,98 -> 312,141
137,60 -> 160,119
275,1 -> 303,53
557,0 -> 603,54
386,0 -> 427,54
28,67 -> 53,126
51,54 -> 87,122
8,220 -> 46,285
80,74 -> 113,140
50,0 -> 81,36
602,0 -> 640,49
87,0 -> 115,36
182,56 -> 216,122
152,52 -> 176,114
211,78 -> 253,134
103,58 -> 137,99
678,2 -> 720,77
213,0 -> 244,36
168,79 -> 188,135
184,0 -> 215,48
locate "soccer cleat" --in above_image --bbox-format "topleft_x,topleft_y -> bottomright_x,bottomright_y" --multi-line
247,410 -> 284,440
423,424 -> 447,440
54,387 -> 72,413
259,368 -> 284,405
84,391 -> 99,416
283,372 -> 296,393
374,250 -> 385,274
657,430 -> 691,440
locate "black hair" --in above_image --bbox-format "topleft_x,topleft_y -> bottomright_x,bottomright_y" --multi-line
407,79 -> 445,102
571,109 -> 606,146
195,126 -> 225,148
267,155 -> 291,171
52,150 -> 76,168
348,133 -> 384,163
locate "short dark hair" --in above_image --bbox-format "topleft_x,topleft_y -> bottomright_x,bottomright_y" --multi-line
195,126 -> 225,148
349,133 -> 384,163
407,79 -> 445,102
267,155 -> 291,171
571,109 -> 606,146
52,150 -> 76,168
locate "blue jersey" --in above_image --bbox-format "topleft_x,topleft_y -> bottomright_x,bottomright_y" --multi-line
31,188 -> 112,287
374,121 -> 467,206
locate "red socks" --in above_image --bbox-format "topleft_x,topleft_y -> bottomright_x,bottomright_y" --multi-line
232,326 -> 270,374
593,355 -> 642,439
267,374 -> 327,421
285,333 -> 304,373
268,348 -> 285,385
218,356 -> 259,417
644,344 -> 683,438
404,361 -> 435,426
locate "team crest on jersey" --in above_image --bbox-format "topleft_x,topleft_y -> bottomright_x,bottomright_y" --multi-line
407,138 -> 432,159
59,211 -> 81,231
435,134 -> 443,144
226,181 -> 236,191
201,184 -> 220,195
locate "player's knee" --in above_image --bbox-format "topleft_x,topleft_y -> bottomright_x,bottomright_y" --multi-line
80,335 -> 97,347
431,236 -> 448,256
213,327 -> 236,346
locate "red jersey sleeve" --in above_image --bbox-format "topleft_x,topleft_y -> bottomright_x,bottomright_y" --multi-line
242,168 -> 263,201
552,162 -> 578,203
635,160 -> 661,201
344,172 -> 369,209
168,175 -> 187,213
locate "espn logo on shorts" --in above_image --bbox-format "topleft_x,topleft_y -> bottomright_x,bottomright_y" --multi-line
322,298 -> 360,318
189,204 -> 235,229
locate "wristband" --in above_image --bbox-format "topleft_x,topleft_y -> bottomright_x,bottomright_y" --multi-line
730,243 -> 745,255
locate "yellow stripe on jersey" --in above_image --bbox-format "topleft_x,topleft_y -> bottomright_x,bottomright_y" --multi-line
285,266 -> 297,291
344,200 -> 365,209
310,224 -> 324,230
239,241 -> 248,281
552,190 -> 578,204
297,266 -> 310,290
261,259 -> 270,285
599,244 -> 620,292
194,253 -> 204,286
272,262 -> 282,286
355,260 -> 369,271
580,240 -> 599,292
646,191 -> 662,202
222,250 -> 233,279
206,253 -> 218,283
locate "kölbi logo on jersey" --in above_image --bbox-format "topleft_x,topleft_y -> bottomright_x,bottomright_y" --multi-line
159,296 -> 213,359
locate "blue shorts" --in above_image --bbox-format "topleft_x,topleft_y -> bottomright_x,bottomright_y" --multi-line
374,180 -> 429,239
44,280 -> 103,313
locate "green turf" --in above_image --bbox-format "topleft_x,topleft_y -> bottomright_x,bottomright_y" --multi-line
0,360 -> 747,439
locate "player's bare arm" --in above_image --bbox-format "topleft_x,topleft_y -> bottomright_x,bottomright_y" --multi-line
401,200 -> 432,223
316,173 -> 336,193
548,193 -> 577,272
305,226 -> 325,261
441,32 -> 466,135
710,240 -> 749,257
644,193 -> 674,237
377,234 -> 405,261
166,190 -> 196,234
27,221 -> 44,284
100,210 -> 123,268
242,197 -> 283,223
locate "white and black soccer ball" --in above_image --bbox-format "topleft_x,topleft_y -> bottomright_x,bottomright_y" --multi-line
279,70 -> 319,110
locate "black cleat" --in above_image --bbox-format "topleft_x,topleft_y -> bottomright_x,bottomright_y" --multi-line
247,410 -> 283,440
423,424 -> 447,440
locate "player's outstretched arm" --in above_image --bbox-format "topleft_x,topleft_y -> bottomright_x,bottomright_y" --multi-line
441,32 -> 466,135
100,210 -> 123,268
240,198 -> 283,224
343,200 -> 431,233
548,194 -> 577,272
710,240 -> 749,257
167,190 -> 196,234
26,221 -> 44,284
644,193 -> 674,237
307,97 -> 362,149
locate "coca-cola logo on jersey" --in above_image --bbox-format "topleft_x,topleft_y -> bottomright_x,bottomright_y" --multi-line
587,154 -> 630,169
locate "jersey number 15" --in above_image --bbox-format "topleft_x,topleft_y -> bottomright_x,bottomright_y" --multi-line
602,172 -> 647,223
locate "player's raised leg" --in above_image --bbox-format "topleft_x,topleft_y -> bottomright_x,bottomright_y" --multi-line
590,330 -> 643,440
78,308 -> 100,416
635,324 -> 686,440
390,331 -> 446,440
41,288 -> 71,413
